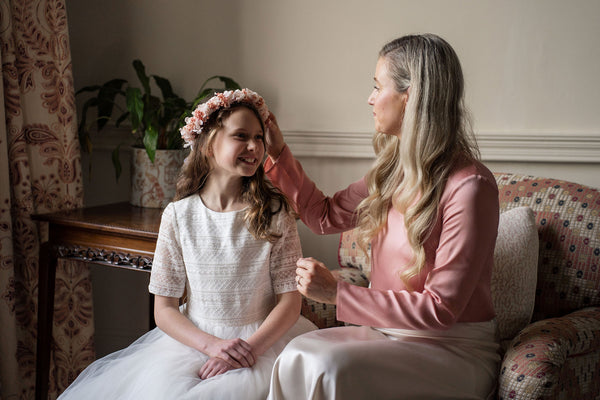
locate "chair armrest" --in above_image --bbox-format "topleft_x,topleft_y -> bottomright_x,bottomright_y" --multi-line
498,307 -> 600,399
300,267 -> 370,329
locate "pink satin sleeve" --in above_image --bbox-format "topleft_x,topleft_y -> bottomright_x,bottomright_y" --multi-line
265,146 -> 498,330
337,173 -> 499,329
264,145 -> 368,234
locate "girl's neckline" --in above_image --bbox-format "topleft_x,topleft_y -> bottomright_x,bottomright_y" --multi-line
197,194 -> 248,214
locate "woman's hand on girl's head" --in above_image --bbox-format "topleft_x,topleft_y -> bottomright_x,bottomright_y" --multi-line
198,357 -> 234,380
295,257 -> 338,304
204,337 -> 256,370
265,112 -> 285,161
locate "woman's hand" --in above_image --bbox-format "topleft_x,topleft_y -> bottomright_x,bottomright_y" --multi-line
198,356 -> 234,380
295,257 -> 338,304
204,337 -> 256,370
265,112 -> 285,161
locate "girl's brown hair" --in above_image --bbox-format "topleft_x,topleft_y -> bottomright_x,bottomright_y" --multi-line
174,103 -> 291,242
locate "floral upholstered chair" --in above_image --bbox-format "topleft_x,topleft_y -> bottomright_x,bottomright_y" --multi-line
299,173 -> 600,400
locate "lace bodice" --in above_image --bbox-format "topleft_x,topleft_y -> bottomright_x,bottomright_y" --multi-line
149,195 -> 301,329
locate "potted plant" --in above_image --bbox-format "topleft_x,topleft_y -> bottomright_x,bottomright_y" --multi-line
77,59 -> 241,207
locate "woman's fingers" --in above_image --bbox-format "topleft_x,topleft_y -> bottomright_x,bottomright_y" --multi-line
265,112 -> 285,159
295,257 -> 338,304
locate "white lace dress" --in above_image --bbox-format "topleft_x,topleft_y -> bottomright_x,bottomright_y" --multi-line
59,195 -> 316,400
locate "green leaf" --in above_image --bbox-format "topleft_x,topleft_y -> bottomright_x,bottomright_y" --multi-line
96,79 -> 127,130
75,84 -> 101,95
218,76 -> 242,89
167,132 -> 184,149
111,145 -> 123,181
153,75 -> 175,100
191,88 -> 215,109
115,111 -> 130,127
78,128 -> 93,155
77,97 -> 100,153
78,97 -> 97,132
126,87 -> 144,130
133,59 -> 151,95
198,75 -> 241,93
145,95 -> 162,117
143,125 -> 159,163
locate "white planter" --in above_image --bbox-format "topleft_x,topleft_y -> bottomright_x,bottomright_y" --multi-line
130,147 -> 186,208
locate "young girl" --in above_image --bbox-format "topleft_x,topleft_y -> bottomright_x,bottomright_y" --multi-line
59,89 -> 316,400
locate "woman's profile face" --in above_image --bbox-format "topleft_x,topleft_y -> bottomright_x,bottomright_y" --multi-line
367,57 -> 408,137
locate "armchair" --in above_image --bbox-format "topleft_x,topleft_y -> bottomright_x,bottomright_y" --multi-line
298,173 -> 600,399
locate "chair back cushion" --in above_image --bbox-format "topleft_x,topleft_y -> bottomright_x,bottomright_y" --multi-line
492,207 -> 538,343
494,173 -> 600,321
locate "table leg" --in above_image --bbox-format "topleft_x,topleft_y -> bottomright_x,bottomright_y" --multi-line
149,293 -> 156,330
35,241 -> 57,400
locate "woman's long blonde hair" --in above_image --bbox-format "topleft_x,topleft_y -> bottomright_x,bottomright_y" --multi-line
356,34 -> 480,288
174,103 -> 290,242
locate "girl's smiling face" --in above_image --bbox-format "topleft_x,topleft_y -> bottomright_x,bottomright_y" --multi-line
209,106 -> 265,179
367,57 -> 409,137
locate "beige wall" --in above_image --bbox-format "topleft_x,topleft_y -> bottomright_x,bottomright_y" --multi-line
67,0 -> 600,354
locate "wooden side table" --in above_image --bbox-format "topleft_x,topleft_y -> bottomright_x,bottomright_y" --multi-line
32,202 -> 163,400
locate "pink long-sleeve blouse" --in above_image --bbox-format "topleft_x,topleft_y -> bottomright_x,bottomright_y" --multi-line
264,145 -> 499,330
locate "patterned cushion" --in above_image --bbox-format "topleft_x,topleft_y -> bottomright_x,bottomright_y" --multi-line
494,173 -> 600,322
492,207 -> 539,344
338,229 -> 371,277
300,297 -> 341,329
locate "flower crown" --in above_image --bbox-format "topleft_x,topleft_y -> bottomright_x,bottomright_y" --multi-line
180,88 -> 270,147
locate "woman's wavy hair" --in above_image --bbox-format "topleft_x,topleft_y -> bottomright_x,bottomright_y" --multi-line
356,34 -> 480,288
174,103 -> 290,242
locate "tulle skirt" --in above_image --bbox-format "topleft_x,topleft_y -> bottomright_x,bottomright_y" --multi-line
268,321 -> 501,400
59,316 -> 316,400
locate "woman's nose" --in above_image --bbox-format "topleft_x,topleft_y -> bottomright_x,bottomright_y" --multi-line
367,90 -> 376,105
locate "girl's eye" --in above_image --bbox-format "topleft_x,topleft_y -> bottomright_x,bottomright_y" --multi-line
373,85 -> 380,91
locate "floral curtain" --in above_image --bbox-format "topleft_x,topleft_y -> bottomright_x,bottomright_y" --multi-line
0,1 -> 95,399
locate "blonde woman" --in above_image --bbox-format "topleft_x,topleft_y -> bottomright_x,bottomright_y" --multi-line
265,34 -> 500,399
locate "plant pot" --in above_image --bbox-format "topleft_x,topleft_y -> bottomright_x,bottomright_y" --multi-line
130,147 -> 186,208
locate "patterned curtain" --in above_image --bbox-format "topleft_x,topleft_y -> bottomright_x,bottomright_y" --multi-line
0,1 -> 95,399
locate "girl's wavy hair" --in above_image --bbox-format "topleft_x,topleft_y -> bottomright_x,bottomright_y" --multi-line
174,103 -> 291,242
356,34 -> 480,289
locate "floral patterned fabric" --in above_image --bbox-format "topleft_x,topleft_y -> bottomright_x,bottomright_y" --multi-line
303,172 -> 600,399
0,2 -> 92,399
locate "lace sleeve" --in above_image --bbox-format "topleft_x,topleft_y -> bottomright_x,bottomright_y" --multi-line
270,211 -> 303,294
148,203 -> 186,298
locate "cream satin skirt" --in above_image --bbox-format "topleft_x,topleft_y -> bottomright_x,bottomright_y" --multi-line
268,321 -> 500,400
